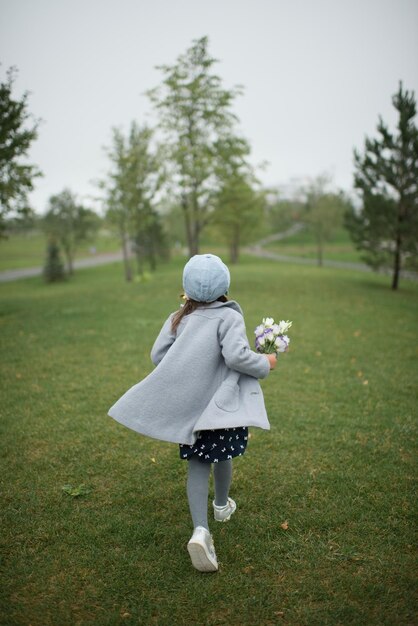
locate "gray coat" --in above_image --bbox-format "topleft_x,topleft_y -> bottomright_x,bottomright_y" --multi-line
108,300 -> 271,445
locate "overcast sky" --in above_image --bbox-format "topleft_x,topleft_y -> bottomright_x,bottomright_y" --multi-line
1,0 -> 417,213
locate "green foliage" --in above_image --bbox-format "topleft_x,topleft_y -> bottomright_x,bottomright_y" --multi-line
161,203 -> 188,247
345,192 -> 397,270
211,175 -> 265,263
0,67 -> 41,236
100,122 -> 167,280
210,134 -> 264,262
266,193 -> 304,233
347,82 -> 418,289
300,175 -> 349,266
148,36 -> 244,255
43,189 -> 100,275
0,259 -> 416,625
42,239 -> 66,282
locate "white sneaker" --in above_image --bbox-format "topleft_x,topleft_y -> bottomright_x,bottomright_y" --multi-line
213,497 -> 237,522
187,526 -> 218,572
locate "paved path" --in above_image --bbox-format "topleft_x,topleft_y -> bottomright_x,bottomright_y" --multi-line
0,252 -> 123,283
245,245 -> 418,281
1,239 -> 417,283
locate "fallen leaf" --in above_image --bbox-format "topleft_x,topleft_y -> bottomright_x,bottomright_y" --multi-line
363,380 -> 369,385
151,457 -> 156,463
280,521 -> 289,530
61,484 -> 91,497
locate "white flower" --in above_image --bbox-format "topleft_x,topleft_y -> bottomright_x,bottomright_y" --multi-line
277,320 -> 292,334
275,335 -> 290,353
255,315 -> 293,354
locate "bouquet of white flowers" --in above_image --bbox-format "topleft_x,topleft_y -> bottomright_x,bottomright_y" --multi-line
254,317 -> 292,355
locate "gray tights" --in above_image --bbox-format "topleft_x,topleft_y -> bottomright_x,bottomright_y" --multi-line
187,456 -> 233,530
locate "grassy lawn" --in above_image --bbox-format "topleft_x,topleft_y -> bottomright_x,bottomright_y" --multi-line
0,230 -> 121,271
1,256 -> 416,625
265,228 -> 364,264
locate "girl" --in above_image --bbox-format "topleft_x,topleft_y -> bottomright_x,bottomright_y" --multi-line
109,254 -> 276,572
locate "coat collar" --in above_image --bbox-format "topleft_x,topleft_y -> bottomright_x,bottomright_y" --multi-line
199,300 -> 243,316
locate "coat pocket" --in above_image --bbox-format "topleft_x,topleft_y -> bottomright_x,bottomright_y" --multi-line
214,382 -> 240,412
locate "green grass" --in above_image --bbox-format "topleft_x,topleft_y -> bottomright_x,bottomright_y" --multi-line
0,230 -> 120,271
1,257 -> 417,625
265,228 -> 364,264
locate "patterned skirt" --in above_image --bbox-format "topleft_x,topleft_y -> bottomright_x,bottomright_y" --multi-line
179,427 -> 248,463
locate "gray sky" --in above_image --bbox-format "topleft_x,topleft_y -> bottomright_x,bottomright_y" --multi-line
1,0 -> 418,213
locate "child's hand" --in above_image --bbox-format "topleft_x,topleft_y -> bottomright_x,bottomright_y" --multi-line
266,353 -> 277,370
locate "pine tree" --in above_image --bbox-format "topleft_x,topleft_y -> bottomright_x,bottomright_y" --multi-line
346,83 -> 418,289
43,240 -> 66,282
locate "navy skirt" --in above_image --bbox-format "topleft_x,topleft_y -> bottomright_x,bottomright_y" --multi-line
179,427 -> 248,463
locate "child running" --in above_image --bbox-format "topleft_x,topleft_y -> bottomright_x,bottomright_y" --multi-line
108,253 -> 276,572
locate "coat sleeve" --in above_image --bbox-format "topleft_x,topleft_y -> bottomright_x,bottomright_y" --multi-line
218,311 -> 270,379
150,314 -> 176,366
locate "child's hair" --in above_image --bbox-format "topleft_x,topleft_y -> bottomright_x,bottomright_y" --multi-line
171,295 -> 228,332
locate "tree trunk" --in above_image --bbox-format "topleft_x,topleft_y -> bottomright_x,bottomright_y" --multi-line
148,237 -> 157,271
185,219 -> 199,256
392,232 -> 401,290
317,233 -> 323,267
191,182 -> 201,256
121,231 -> 132,282
230,226 -> 240,264
68,252 -> 74,275
181,194 -> 197,256
392,202 -> 404,290
63,244 -> 74,275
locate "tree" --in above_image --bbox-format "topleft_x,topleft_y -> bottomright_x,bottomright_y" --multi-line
148,36 -> 243,256
0,67 -> 41,236
212,174 -> 265,263
301,175 -> 349,266
210,135 -> 264,263
43,189 -> 99,275
100,122 -> 166,281
346,83 -> 418,289
43,239 -> 66,282
266,194 -> 304,234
